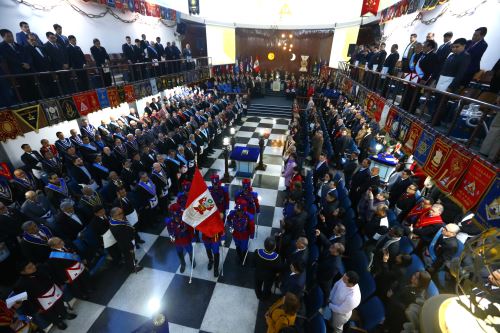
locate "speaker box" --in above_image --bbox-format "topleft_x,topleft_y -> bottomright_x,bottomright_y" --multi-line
176,22 -> 186,35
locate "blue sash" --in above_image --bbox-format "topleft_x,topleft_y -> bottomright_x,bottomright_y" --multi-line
72,136 -> 83,146
177,154 -> 187,165
138,180 -> 156,196
45,178 -> 68,197
57,138 -> 72,150
428,228 -> 442,262
82,125 -> 96,137
166,156 -> 180,166
257,249 -> 278,261
190,140 -> 198,148
49,250 -> 81,262
13,176 -> 36,189
23,226 -> 52,245
92,163 -> 109,174
81,143 -> 97,151
109,218 -> 132,227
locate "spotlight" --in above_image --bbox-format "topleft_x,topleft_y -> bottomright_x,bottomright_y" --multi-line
278,42 -> 281,46
230,127 -> 235,135
289,34 -> 292,38
288,48 -> 291,52
283,46 -> 286,50
375,143 -> 383,153
281,33 -> 285,38
223,137 -> 230,146
147,298 -> 161,315
290,44 -> 293,48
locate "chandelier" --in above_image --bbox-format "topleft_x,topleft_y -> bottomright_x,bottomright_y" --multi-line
265,31 -> 294,53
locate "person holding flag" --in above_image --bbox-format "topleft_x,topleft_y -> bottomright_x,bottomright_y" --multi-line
176,180 -> 191,209
208,174 -> 229,219
227,199 -> 255,265
165,203 -> 196,273
182,168 -> 225,282
235,178 -> 260,215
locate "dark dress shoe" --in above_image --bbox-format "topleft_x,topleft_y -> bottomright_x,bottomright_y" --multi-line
66,313 -> 77,320
134,265 -> 144,273
56,321 -> 67,330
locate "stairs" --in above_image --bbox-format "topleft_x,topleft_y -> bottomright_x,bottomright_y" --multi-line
265,88 -> 286,97
247,103 -> 291,119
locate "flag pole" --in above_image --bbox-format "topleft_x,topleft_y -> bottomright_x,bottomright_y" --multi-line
219,243 -> 225,277
242,238 -> 252,266
189,242 -> 196,284
254,212 -> 260,239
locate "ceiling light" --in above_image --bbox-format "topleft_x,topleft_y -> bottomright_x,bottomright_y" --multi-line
281,33 -> 285,38
290,44 -> 293,48
278,42 -> 281,46
283,46 -> 286,50
289,34 -> 293,38
288,48 -> 291,51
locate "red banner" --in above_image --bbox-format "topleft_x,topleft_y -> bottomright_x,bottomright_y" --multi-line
107,87 -> 121,108
73,91 -> 100,116
124,85 -> 136,103
433,146 -> 472,193
0,111 -> 22,142
361,0 -> 380,16
402,121 -> 424,154
452,159 -> 497,211
384,106 -> 398,133
423,137 -> 452,178
365,93 -> 385,122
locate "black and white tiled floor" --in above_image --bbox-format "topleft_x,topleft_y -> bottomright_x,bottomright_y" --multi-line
56,116 -> 290,333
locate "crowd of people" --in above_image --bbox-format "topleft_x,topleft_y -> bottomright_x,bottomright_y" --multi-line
0,85 -> 248,331
0,21 -> 197,106
349,27 -> 491,93
260,92 -> 488,333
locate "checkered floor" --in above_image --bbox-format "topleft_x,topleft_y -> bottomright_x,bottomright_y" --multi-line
56,116 -> 290,333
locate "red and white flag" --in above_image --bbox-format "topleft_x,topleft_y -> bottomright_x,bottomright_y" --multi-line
182,168 -> 224,237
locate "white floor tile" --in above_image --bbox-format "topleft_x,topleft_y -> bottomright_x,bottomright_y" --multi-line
107,268 -> 175,317
260,118 -> 275,124
251,187 -> 278,207
273,208 -> 284,229
278,176 -> 286,191
274,124 -> 289,130
52,300 -> 105,333
235,131 -> 254,138
243,122 -> 259,127
175,241 -> 228,282
168,323 -> 199,333
200,284 -> 259,333
247,138 -> 261,145
256,164 -> 282,177
264,146 -> 284,156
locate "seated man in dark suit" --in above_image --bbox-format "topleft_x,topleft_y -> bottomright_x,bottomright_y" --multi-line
427,223 -> 459,273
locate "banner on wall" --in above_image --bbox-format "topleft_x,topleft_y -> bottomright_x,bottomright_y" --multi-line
96,88 -> 110,109
412,128 -> 435,166
397,114 -> 412,143
433,146 -> 472,193
156,77 -> 164,91
143,80 -> 152,96
123,85 -> 136,103
384,106 -> 398,134
0,111 -> 22,142
402,121 -> 424,154
150,78 -> 158,95
58,97 -> 80,121
40,99 -> 65,125
12,104 -> 47,133
73,91 -> 101,116
106,87 -> 121,108
452,159 -> 497,211
475,177 -> 500,227
378,103 -> 391,128
388,110 -> 401,139
423,137 -> 452,178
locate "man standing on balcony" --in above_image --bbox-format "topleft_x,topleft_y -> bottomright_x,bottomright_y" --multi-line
16,21 -> 42,47
435,32 -> 453,79
53,24 -> 69,47
402,33 -> 417,73
382,44 -> 399,76
67,35 -> 88,92
462,27 -> 488,87
122,36 -> 136,64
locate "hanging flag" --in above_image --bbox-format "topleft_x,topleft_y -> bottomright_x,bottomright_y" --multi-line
12,104 -> 47,133
73,91 -> 101,116
40,99 -> 64,126
423,137 -> 452,178
143,80 -> 152,96
0,111 -> 22,142
412,128 -> 435,166
123,84 -> 136,102
253,56 -> 260,73
474,177 -> 500,227
127,0 -> 134,11
107,0 -> 116,7
383,106 -> 398,133
0,162 -> 13,180
106,87 -> 121,108
452,159 -> 497,211
182,168 -> 225,237
361,0 -> 380,16
58,97 -> 80,121
248,56 -> 253,73
397,114 -> 412,143
378,103 -> 391,128
402,121 -> 424,154
433,146 -> 472,193
96,88 -> 111,109
156,77 -> 164,91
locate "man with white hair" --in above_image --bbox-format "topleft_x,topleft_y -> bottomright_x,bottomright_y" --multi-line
21,190 -> 54,225
426,223 -> 460,273
56,199 -> 85,242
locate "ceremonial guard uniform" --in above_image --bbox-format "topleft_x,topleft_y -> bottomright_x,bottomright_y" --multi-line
235,178 -> 260,215
165,203 -> 195,273
208,174 -> 229,218
47,246 -> 91,298
227,202 -> 255,263
176,180 -> 191,209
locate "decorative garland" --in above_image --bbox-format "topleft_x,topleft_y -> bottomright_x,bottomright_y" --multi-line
15,0 -> 176,27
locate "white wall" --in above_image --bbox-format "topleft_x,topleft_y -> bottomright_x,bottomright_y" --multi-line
0,0 -> 179,54
382,0 -> 500,70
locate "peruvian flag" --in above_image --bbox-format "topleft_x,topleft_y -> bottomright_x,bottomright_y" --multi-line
182,168 -> 225,237
253,56 -> 260,73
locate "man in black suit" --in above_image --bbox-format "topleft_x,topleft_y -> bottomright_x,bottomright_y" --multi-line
463,27 -> 488,86
382,44 -> 399,76
316,231 -> 345,302
435,31 -> 453,79
24,32 -> 56,98
0,29 -> 35,101
313,153 -> 330,186
43,32 -> 69,71
155,36 -> 166,73
280,260 -> 306,298
427,223 -> 459,273
56,200 -> 85,242
20,144 -> 44,179
254,237 -> 283,300
388,169 -> 413,207
349,158 -> 372,207
375,43 -> 387,72
16,21 -> 42,47
109,207 -> 143,273
53,24 -> 69,47
90,38 -> 111,86
67,35 -> 88,91
122,36 -> 136,63
164,41 -> 173,73
401,33 -> 417,73
417,40 -> 439,84
70,157 -> 97,190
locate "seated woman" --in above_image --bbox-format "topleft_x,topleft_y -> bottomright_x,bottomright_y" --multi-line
265,292 -> 300,333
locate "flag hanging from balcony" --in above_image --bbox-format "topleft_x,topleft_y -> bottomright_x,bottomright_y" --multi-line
0,111 -> 22,142
123,85 -> 136,103
423,137 -> 452,178
402,121 -> 424,154
73,91 -> 101,116
96,88 -> 110,109
361,0 -> 380,16
40,99 -> 65,126
412,128 -> 435,166
59,97 -> 79,121
474,177 -> 500,227
433,146 -> 472,193
106,87 -> 121,108
12,104 -> 47,134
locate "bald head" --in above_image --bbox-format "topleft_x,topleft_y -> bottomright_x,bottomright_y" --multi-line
48,237 -> 64,249
82,186 -> 94,196
25,190 -> 37,201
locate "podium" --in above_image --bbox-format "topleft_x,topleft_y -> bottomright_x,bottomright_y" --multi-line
369,153 -> 398,182
230,146 -> 260,178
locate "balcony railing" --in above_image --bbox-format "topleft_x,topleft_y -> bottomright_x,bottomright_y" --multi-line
0,57 -> 212,108
334,62 -> 499,161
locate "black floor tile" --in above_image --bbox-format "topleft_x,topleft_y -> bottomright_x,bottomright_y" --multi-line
271,128 -> 288,135
235,137 -> 251,144
162,275 -> 216,329
138,220 -> 167,235
88,307 -> 149,333
252,174 -> 280,190
258,123 -> 274,128
199,157 -> 216,168
85,264 -> 131,306
246,116 -> 261,122
139,237 -> 181,273
276,119 -> 290,125
257,205 -> 276,227
239,126 -> 257,132
275,190 -> 287,207
218,249 -> 256,289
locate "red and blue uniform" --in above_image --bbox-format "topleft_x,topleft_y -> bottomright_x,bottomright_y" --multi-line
176,180 -> 191,209
208,174 -> 229,216
165,203 -> 194,254
227,203 -> 255,259
235,178 -> 260,215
